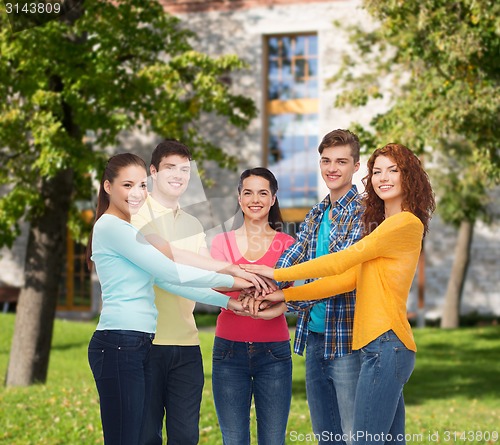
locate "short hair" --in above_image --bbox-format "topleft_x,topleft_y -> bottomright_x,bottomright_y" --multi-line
318,129 -> 361,163
150,139 -> 192,170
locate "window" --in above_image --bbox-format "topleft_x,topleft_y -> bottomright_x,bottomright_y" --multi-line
265,34 -> 319,212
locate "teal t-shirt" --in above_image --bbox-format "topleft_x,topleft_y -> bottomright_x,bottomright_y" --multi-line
308,205 -> 331,333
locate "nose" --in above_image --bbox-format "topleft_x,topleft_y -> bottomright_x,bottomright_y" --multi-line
129,186 -> 143,198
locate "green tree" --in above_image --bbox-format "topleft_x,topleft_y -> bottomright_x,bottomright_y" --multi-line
331,0 -> 500,327
0,0 -> 256,386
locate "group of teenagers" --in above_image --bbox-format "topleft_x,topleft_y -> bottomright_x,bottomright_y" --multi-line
86,128 -> 436,445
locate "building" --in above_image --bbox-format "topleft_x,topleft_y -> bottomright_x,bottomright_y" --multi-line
1,0 -> 498,320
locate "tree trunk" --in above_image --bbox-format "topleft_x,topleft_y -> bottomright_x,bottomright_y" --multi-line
6,168 -> 74,386
440,220 -> 474,329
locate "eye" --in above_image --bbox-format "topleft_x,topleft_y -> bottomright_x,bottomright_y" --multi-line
140,183 -> 147,189
373,171 -> 380,175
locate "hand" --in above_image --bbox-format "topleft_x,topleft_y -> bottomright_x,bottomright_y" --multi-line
258,289 -> 285,303
232,277 -> 255,290
227,298 -> 247,313
228,264 -> 275,294
239,263 -> 275,279
254,302 -> 288,320
238,297 -> 287,320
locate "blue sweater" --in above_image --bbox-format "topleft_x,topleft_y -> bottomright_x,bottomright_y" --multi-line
92,214 -> 233,332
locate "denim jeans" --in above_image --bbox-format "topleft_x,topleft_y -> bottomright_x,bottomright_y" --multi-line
140,345 -> 204,445
88,330 -> 154,445
353,330 -> 415,445
212,337 -> 292,445
305,332 -> 361,445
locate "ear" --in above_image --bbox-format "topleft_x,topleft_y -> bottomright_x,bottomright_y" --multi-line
271,195 -> 276,206
354,161 -> 360,173
150,164 -> 157,179
103,180 -> 112,195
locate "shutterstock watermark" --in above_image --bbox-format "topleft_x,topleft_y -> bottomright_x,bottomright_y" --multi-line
2,0 -> 84,33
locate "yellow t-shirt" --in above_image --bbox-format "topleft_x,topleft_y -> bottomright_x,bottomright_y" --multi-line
131,195 -> 207,346
275,211 -> 423,352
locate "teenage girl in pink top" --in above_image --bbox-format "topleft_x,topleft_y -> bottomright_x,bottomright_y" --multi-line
210,168 -> 294,445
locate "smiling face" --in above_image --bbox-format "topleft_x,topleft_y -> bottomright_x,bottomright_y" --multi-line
319,145 -> 360,201
151,154 -> 191,202
104,165 -> 148,221
371,155 -> 403,209
238,175 -> 276,224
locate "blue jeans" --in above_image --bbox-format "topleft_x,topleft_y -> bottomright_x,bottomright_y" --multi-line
212,337 -> 292,445
305,332 -> 360,445
353,330 -> 415,445
140,345 -> 204,445
88,330 -> 154,445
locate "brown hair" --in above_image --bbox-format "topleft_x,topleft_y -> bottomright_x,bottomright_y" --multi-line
150,139 -> 192,171
86,153 -> 146,269
237,167 -> 284,231
318,129 -> 361,163
362,143 -> 435,236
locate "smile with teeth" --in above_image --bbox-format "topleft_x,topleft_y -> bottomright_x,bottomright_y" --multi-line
127,200 -> 142,207
168,182 -> 183,188
379,185 -> 393,190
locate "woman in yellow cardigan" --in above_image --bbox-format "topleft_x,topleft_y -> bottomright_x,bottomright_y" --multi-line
242,143 -> 435,445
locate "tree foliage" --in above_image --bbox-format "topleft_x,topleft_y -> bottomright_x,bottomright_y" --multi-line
331,0 -> 500,327
0,0 -> 256,386
0,0 -> 256,247
332,0 -> 500,222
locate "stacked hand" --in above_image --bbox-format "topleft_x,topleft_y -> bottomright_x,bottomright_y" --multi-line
231,287 -> 286,320
225,263 -> 285,319
229,265 -> 277,298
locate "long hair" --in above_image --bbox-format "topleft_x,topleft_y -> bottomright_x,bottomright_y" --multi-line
86,153 -> 147,269
362,143 -> 436,237
235,167 -> 284,231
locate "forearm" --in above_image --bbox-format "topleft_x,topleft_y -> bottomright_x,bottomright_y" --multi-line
156,281 -> 230,308
274,237 -> 375,282
283,270 -> 356,302
170,244 -> 233,273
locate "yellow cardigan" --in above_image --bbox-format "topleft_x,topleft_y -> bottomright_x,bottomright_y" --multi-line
275,211 -> 423,351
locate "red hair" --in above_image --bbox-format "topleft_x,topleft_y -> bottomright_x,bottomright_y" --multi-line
362,143 -> 435,237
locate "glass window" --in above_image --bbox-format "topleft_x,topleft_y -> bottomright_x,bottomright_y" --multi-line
265,34 -> 319,210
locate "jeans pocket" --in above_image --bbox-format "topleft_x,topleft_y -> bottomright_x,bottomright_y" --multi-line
212,346 -> 230,361
88,348 -> 105,380
360,337 -> 380,357
118,337 -> 146,351
394,347 -> 415,384
268,342 -> 292,361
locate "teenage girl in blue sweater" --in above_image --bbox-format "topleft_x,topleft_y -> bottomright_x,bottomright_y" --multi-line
86,153 -> 249,445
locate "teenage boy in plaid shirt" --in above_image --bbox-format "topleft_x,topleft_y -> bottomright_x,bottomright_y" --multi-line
277,129 -> 363,444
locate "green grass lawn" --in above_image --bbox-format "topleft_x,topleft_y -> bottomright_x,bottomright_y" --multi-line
1,313 -> 499,444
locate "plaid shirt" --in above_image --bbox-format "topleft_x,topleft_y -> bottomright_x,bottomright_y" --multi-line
277,185 -> 363,359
